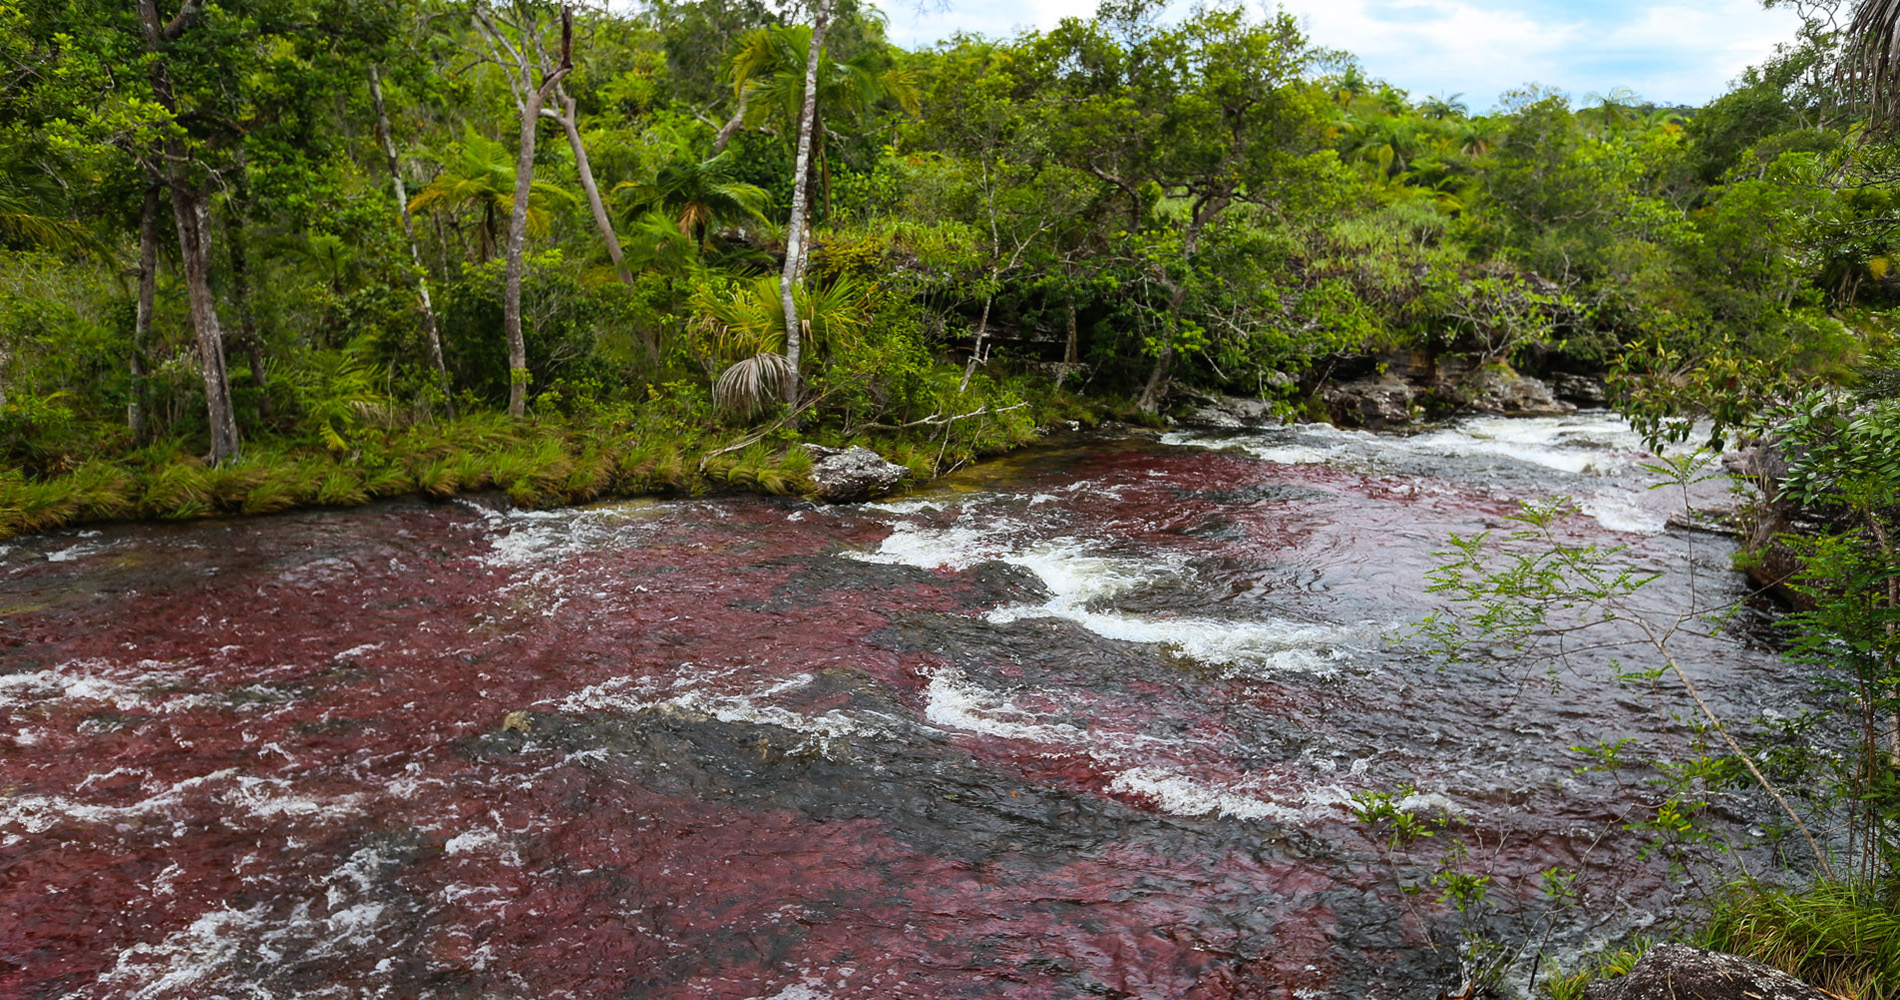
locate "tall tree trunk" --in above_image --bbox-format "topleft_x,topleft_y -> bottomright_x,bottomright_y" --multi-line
130,181 -> 160,436
546,87 -> 631,287
780,0 -> 829,405
169,174 -> 241,463
487,6 -> 571,418
503,92 -> 546,418
369,64 -> 455,417
138,0 -> 238,463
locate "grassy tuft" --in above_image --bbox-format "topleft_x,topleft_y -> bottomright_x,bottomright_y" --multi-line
1702,882 -> 1900,1000
1539,939 -> 1653,999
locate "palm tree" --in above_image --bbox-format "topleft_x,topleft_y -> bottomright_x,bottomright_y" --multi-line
0,175 -> 92,254
719,23 -> 921,215
1331,64 -> 1371,106
407,126 -> 575,262
1849,0 -> 1900,128
1418,92 -> 1468,120
615,153 -> 769,247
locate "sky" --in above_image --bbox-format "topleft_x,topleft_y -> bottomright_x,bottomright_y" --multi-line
878,0 -> 1811,110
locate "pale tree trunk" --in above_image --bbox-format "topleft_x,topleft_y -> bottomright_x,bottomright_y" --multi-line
130,181 -> 160,436
711,91 -> 749,152
169,176 -> 241,463
476,3 -> 571,417
780,0 -> 829,405
369,64 -> 454,416
138,0 -> 239,463
544,87 -> 631,287
503,86 -> 549,418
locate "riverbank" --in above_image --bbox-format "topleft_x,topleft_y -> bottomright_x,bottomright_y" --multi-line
3,357 -> 1616,545
0,390 -> 1122,543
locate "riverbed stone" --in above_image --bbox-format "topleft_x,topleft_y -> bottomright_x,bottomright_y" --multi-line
802,444 -> 908,502
1580,944 -> 1835,1000
1551,372 -> 1609,407
1322,376 -> 1417,427
1176,394 -> 1280,429
1464,367 -> 1576,416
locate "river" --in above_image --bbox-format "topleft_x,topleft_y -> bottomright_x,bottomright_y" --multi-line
0,413 -> 1804,999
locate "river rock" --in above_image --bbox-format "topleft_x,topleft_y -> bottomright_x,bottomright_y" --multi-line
1321,376 -> 1417,428
1551,372 -> 1609,407
1581,944 -> 1834,1000
1465,368 -> 1576,416
1177,394 -> 1280,430
802,444 -> 908,503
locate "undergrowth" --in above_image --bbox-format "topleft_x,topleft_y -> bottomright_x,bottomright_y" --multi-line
0,389 -> 1104,541
1700,883 -> 1900,1000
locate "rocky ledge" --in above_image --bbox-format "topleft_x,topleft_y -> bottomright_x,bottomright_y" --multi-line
1582,944 -> 1838,1000
803,444 -> 908,503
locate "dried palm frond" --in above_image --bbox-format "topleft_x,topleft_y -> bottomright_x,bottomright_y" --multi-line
714,351 -> 793,418
1847,0 -> 1900,131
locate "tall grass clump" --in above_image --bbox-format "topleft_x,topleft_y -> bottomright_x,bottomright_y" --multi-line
1702,883 -> 1900,1000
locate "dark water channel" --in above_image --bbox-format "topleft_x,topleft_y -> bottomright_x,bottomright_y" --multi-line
1,414 -> 1806,998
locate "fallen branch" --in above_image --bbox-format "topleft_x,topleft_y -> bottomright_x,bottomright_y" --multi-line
696,389 -> 836,472
853,401 -> 1031,433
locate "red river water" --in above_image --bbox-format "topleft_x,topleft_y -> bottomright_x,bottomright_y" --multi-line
0,415 -> 1813,998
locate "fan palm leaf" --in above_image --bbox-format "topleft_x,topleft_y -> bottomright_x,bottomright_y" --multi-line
1848,0 -> 1900,129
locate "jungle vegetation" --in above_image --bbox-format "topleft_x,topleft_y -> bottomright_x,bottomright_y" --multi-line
12,0 -> 1900,992
1,0 -> 1893,531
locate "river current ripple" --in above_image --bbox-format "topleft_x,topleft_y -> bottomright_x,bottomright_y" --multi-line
0,414 -> 1804,998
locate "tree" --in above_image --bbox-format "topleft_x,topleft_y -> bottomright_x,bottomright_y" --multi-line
368,64 -> 453,412
408,125 -> 575,264
471,1 -> 573,418
719,20 -> 921,218
779,0 -> 828,405
616,152 -> 768,246
1032,2 -> 1331,410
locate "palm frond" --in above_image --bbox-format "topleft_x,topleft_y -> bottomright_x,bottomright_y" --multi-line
1848,0 -> 1900,130
713,351 -> 792,417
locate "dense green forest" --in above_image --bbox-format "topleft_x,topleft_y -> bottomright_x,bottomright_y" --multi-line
0,0 -> 1892,530
14,0 -> 1900,991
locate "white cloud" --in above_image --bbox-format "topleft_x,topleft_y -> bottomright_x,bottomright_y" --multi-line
879,0 -> 1808,108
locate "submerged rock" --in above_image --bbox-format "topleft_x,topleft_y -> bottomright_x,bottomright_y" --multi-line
1581,944 -> 1835,1000
1465,367 -> 1576,416
803,444 -> 908,502
1321,376 -> 1417,428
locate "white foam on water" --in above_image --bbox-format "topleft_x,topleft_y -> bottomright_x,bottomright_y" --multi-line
921,667 -> 1088,745
93,846 -> 411,999
1164,427 -> 1353,466
854,524 -> 1359,674
749,980 -> 833,1000
0,659 -> 206,714
0,769 -> 365,838
1579,489 -> 1669,535
844,519 -> 1011,572
443,828 -> 502,856
1167,412 -> 1666,478
460,500 -> 663,570
557,671 -> 901,744
1106,766 -> 1305,822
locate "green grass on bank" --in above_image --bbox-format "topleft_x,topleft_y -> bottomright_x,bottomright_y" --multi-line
1701,882 -> 1900,1000
0,392 -> 1109,543
1540,882 -> 1900,999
